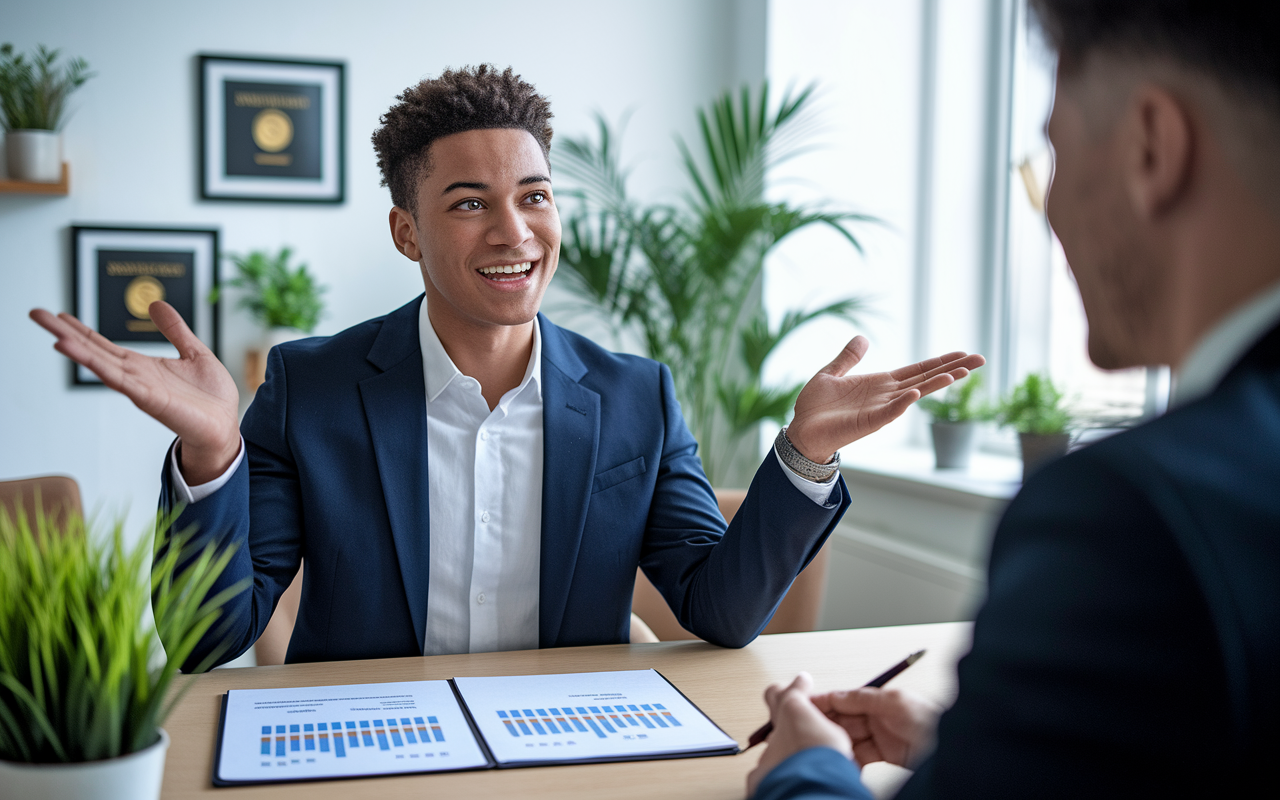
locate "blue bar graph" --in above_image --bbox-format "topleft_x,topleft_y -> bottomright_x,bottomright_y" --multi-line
260,725 -> 271,755
400,717 -> 418,744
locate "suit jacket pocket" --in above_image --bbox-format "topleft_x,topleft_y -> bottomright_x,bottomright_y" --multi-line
592,456 -> 647,494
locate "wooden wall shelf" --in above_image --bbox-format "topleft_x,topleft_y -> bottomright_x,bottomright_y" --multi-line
0,163 -> 69,195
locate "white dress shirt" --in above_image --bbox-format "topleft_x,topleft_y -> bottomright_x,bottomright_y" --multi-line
1171,279 -> 1280,408
418,301 -> 543,655
170,302 -> 837,656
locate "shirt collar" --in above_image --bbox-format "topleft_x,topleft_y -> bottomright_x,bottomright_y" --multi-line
1172,279 -> 1280,408
418,299 -> 543,404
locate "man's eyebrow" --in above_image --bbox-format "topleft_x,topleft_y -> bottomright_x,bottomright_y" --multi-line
520,175 -> 551,185
442,181 -> 488,195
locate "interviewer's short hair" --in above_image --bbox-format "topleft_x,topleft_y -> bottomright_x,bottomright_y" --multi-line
1030,1 -> 1280,112
372,64 -> 554,213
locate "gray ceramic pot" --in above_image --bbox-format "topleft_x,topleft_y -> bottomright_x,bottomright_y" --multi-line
930,421 -> 979,470
1018,432 -> 1071,481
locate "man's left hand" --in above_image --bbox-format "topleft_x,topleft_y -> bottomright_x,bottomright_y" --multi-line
787,336 -> 985,463
746,672 -> 854,798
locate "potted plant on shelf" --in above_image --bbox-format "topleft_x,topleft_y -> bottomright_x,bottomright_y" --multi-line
214,247 -> 326,390
553,83 -> 874,485
918,373 -> 993,470
998,372 -> 1073,481
0,507 -> 246,800
0,43 -> 93,182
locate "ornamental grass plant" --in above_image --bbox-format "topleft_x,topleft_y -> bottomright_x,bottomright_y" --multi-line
0,505 -> 246,764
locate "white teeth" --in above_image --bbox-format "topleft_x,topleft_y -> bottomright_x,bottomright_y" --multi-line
479,262 -> 532,276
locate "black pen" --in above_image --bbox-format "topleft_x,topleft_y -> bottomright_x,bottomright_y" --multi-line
744,649 -> 926,750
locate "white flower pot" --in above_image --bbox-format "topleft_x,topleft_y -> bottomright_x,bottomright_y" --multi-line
0,728 -> 169,800
262,326 -> 309,354
5,129 -> 62,182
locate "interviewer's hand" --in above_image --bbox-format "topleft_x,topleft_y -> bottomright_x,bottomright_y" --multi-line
746,673 -> 853,798
811,687 -> 943,769
786,336 -> 985,464
30,302 -> 241,484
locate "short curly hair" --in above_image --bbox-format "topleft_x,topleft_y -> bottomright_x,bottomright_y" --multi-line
372,64 -> 554,213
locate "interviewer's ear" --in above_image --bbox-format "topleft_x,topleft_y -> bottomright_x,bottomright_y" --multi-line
389,207 -> 422,261
1124,83 -> 1194,219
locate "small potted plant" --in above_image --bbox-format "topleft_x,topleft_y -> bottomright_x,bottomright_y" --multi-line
998,372 -> 1073,481
918,373 -> 993,469
213,247 -> 326,388
0,507 -> 245,800
0,43 -> 93,182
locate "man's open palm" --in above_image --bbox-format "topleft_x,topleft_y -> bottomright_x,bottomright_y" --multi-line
787,336 -> 985,463
30,301 -> 241,483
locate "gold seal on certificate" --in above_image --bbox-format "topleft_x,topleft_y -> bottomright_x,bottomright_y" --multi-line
252,108 -> 294,153
125,275 -> 166,319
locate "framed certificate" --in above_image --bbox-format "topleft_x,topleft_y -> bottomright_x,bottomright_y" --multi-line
199,54 -> 345,203
70,225 -> 220,386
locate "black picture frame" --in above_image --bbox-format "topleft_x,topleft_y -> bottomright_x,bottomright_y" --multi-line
198,54 -> 345,203
70,225 -> 220,386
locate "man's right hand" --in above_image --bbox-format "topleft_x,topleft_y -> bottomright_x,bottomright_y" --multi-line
30,301 -> 241,485
810,686 -> 943,769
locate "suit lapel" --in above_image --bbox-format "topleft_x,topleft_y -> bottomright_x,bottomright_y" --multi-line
359,297 -> 430,654
537,316 -> 601,647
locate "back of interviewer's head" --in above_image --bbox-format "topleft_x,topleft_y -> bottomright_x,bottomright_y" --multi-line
1032,2 -> 1280,208
1030,1 -> 1280,103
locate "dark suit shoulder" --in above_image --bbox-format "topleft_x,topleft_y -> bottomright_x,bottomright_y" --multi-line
540,316 -> 664,389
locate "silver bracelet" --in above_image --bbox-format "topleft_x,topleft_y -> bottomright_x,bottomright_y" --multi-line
775,426 -> 840,481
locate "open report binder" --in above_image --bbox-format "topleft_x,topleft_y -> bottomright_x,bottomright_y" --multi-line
213,669 -> 740,786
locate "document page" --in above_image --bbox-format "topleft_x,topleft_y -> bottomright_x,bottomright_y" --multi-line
453,669 -> 738,766
215,680 -> 490,784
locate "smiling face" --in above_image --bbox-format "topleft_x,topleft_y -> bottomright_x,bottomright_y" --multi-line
391,127 -> 560,337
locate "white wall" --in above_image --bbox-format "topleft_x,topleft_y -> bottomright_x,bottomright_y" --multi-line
0,0 -> 762,537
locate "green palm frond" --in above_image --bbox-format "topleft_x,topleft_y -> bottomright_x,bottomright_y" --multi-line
553,82 -> 875,482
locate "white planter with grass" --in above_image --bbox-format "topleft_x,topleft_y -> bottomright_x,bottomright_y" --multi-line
0,729 -> 169,800
5,129 -> 60,182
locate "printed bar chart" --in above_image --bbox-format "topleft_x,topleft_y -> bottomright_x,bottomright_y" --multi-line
495,702 -> 682,740
254,716 -> 450,760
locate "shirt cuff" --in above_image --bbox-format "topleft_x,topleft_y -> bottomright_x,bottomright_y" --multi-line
168,436 -> 245,505
773,443 -> 839,506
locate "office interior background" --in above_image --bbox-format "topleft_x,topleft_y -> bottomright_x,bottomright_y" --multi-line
0,0 -> 1156,649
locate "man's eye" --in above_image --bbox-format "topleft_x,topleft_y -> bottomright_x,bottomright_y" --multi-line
528,191 -> 547,203
457,199 -> 483,211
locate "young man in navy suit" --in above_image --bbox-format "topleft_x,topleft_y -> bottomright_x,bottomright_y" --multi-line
31,67 -> 981,669
748,3 -> 1280,798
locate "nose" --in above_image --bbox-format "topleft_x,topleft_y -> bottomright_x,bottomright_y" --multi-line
486,200 -> 534,248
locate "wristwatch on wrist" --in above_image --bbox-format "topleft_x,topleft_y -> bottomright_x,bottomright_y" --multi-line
774,426 -> 840,481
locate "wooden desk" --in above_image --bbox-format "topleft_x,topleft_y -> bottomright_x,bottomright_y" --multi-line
162,623 -> 971,799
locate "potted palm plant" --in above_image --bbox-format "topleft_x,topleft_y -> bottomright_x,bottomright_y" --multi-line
0,506 -> 246,800
998,372 -> 1073,480
553,83 -> 873,484
918,373 -> 993,469
0,43 -> 93,182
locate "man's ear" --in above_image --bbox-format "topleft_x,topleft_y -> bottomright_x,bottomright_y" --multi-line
389,207 -> 422,261
1125,84 -> 1194,219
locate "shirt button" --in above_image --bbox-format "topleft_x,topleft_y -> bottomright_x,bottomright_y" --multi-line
480,511 -> 490,523
477,593 -> 486,604
479,430 -> 488,441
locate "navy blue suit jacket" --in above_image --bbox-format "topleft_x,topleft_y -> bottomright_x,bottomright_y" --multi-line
160,296 -> 849,669
755,323 -> 1280,800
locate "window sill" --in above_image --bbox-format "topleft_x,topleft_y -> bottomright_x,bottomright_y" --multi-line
839,443 -> 1021,506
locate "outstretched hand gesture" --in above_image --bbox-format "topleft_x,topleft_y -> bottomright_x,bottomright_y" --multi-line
30,301 -> 241,484
786,336 -> 985,464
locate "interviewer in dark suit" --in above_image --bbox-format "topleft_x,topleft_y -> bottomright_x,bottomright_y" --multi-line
748,3 -> 1280,798
30,66 -> 981,669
